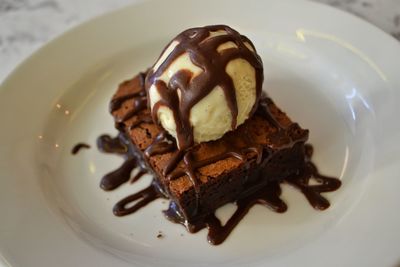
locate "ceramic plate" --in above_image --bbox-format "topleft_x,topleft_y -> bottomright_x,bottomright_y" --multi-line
1,0 -> 400,266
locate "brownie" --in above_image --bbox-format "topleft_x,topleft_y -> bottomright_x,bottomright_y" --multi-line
109,73 -> 309,226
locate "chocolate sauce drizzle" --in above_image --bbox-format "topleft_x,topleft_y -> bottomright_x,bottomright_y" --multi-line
71,143 -> 90,155
97,134 -> 148,191
97,132 -> 341,245
145,25 -> 264,150
92,25 -> 341,245
113,180 -> 162,217
110,72 -> 152,126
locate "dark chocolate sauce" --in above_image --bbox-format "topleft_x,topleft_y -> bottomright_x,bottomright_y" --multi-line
285,144 -> 342,210
97,134 -> 127,154
113,180 -> 163,216
71,143 -> 90,155
100,157 -> 138,191
98,132 -> 340,245
144,130 -> 175,157
96,134 -> 147,191
145,25 -> 264,150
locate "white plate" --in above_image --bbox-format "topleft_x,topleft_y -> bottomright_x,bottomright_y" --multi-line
1,0 -> 400,266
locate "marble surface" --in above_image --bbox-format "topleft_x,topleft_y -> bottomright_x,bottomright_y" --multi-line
0,0 -> 399,82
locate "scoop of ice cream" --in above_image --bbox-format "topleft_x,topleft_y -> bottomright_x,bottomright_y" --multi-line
145,25 -> 263,149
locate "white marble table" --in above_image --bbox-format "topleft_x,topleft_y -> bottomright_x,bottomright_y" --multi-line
0,0 -> 399,83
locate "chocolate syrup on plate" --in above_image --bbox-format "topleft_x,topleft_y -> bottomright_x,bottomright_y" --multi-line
96,134 -> 148,191
71,143 -> 90,155
97,131 -> 340,245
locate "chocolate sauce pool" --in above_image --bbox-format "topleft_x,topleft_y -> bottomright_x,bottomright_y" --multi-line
96,132 -> 340,245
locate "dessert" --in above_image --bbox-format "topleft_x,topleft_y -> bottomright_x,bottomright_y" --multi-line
93,25 -> 341,245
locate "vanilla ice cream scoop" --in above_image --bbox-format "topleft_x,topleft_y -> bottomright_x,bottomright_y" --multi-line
145,25 -> 263,149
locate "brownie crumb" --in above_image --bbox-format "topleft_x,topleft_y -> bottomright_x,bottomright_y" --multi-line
157,231 -> 164,239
